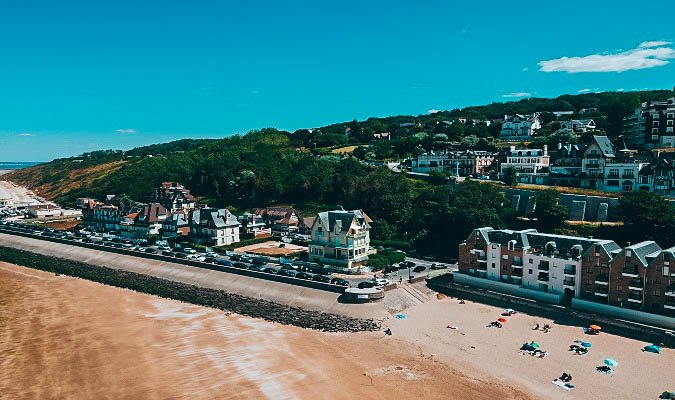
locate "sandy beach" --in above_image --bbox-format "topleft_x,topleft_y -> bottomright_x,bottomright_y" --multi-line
387,296 -> 674,399
0,262 -> 532,400
0,179 -> 40,203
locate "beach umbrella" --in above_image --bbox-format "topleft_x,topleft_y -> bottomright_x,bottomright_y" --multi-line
589,324 -> 602,331
530,341 -> 540,348
644,345 -> 661,354
505,308 -> 515,313
497,317 -> 507,323
580,341 -> 592,348
394,313 -> 407,319
604,358 -> 618,367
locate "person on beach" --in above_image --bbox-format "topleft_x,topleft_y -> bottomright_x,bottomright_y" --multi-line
533,323 -> 540,330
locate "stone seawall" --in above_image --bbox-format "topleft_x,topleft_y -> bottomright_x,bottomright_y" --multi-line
0,246 -> 380,333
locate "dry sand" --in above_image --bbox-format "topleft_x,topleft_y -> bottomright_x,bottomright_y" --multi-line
0,262 -> 532,400
387,295 -> 675,399
237,241 -> 308,257
0,180 -> 39,203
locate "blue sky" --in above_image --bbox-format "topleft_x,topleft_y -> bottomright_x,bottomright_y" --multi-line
1,0 -> 674,161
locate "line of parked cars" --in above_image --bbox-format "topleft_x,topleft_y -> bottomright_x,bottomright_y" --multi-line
0,222 -> 350,287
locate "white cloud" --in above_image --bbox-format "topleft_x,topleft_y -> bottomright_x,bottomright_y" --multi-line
427,109 -> 441,114
501,92 -> 531,98
617,88 -> 625,92
250,90 -> 260,95
115,129 -> 138,134
17,133 -> 35,137
577,88 -> 599,93
539,41 -> 675,73
522,67 -> 529,72
639,40 -> 671,48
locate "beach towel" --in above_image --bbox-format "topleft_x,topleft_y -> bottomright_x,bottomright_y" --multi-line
552,380 -> 575,391
394,313 -> 406,319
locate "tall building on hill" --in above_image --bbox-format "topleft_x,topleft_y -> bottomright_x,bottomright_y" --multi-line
150,182 -> 197,213
623,97 -> 675,148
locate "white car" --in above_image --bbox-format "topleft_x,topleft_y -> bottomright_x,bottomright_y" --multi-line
183,248 -> 197,254
206,251 -> 218,257
372,278 -> 390,286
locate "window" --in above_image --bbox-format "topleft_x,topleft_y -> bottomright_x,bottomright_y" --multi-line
529,258 -> 533,264
491,263 -> 496,269
528,269 -> 533,274
652,128 -> 659,134
652,290 -> 660,296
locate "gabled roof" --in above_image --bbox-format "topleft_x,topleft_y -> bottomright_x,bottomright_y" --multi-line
191,208 -> 240,229
315,209 -> 371,232
626,241 -> 662,267
591,135 -> 615,158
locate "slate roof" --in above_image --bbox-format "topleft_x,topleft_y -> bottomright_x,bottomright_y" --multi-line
316,209 -> 372,232
592,135 -> 615,158
473,227 -> 621,260
625,241 -> 662,267
191,208 -> 240,229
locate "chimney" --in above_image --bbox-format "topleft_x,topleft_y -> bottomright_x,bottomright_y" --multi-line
543,145 -> 548,156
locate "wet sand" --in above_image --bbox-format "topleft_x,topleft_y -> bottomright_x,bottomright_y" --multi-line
0,262 -> 532,400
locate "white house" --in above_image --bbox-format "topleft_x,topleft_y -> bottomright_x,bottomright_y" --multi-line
580,135 -> 649,192
500,146 -> 550,184
189,208 -> 240,246
308,209 -> 372,272
499,113 -> 542,141
559,119 -> 597,133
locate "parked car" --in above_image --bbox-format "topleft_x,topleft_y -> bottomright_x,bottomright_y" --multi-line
430,263 -> 447,270
162,251 -> 175,257
175,253 -> 187,259
295,272 -> 313,280
373,278 -> 390,286
216,259 -> 233,267
252,257 -> 267,266
233,262 -> 248,269
413,265 -> 426,273
357,281 -> 376,289
278,269 -> 297,277
144,248 -> 158,254
82,238 -> 94,243
262,267 -> 277,274
280,262 -> 296,270
330,278 -> 350,286
182,247 -> 197,254
230,254 -> 252,263
157,244 -> 170,251
312,275 -> 331,283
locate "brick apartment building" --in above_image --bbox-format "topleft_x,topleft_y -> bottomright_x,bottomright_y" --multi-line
458,227 -> 675,316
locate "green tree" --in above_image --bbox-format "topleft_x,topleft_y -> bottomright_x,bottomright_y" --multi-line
547,128 -> 580,148
617,191 -> 675,244
502,166 -> 518,186
532,189 -> 568,231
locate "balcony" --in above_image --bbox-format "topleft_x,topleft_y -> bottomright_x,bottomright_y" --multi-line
622,267 -> 639,278
595,288 -> 609,297
628,278 -> 643,291
512,269 -> 523,277
563,278 -> 575,288
622,175 -> 635,180
607,173 -> 619,179
664,302 -> 675,310
666,287 -> 675,297
595,275 -> 609,285
627,295 -> 642,303
563,266 -> 576,276
513,258 -> 523,267
538,261 -> 550,271
477,263 -> 487,271
537,274 -> 549,283
477,254 -> 487,261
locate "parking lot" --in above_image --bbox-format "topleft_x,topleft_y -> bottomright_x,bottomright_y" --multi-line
0,222 -> 365,290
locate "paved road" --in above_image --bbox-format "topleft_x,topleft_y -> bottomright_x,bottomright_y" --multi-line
0,232 -> 390,320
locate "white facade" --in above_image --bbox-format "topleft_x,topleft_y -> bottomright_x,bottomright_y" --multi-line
499,113 -> 542,141
500,146 -> 550,184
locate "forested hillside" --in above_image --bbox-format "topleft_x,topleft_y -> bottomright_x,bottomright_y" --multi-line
8,89 -> 675,256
